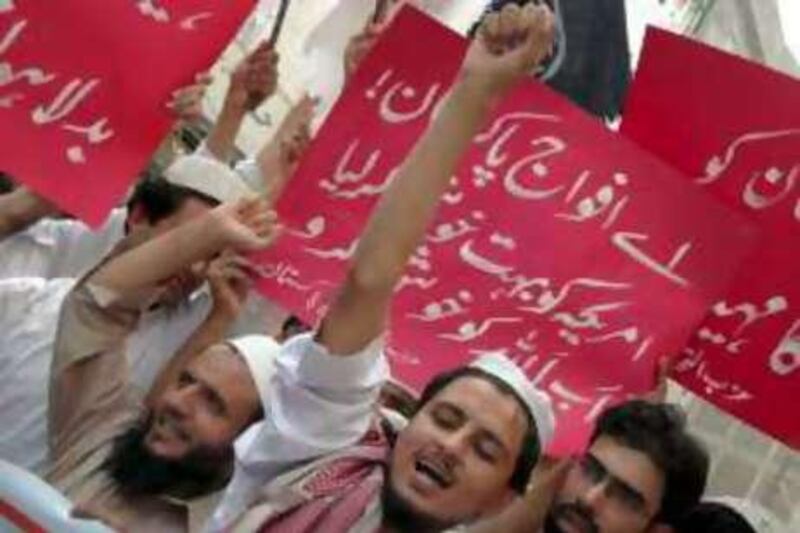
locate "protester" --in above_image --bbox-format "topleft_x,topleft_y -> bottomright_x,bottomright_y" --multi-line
46,195 -> 282,531
206,4 -> 559,531
0,154 -> 259,469
544,400 -> 708,533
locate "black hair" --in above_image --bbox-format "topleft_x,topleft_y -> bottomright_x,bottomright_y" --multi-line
414,367 -> 540,494
279,314 -> 312,341
126,168 -> 219,226
591,400 -> 709,525
0,171 -> 14,194
104,413 -> 233,499
676,501 -> 756,533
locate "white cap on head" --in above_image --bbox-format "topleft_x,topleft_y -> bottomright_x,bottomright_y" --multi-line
227,335 -> 281,407
470,352 -> 556,448
164,154 -> 253,203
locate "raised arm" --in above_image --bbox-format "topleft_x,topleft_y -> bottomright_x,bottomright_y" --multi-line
205,42 -> 279,163
253,94 -> 315,201
319,3 -> 556,355
89,197 -> 278,298
145,251 -> 253,406
0,186 -> 59,238
49,198 -> 278,454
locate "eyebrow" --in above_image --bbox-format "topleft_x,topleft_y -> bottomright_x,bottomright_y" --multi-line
587,453 -> 648,507
190,369 -> 229,416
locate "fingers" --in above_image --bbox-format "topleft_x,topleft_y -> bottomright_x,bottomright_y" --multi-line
236,43 -> 279,109
166,82 -> 207,118
479,1 -> 555,68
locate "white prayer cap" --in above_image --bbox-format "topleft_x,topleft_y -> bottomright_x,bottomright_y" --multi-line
470,352 -> 556,448
227,335 -> 281,407
164,154 -> 253,203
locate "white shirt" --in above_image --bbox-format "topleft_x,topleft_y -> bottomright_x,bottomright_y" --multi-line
207,332 -> 388,531
0,277 -> 75,474
0,208 -> 127,280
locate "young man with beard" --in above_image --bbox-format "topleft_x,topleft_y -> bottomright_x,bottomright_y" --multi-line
467,400 -> 709,533
45,194 -> 283,531
207,4 -> 559,532
542,400 -> 708,533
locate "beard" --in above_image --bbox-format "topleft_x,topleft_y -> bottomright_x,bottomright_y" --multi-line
104,414 -> 233,499
381,467 -> 455,533
544,502 -> 600,533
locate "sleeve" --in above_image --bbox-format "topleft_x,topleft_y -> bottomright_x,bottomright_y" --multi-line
194,140 -> 231,164
234,332 -> 389,469
233,158 -> 268,194
208,332 -> 389,532
48,280 -> 142,458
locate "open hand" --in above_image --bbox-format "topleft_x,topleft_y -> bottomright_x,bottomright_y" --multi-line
166,72 -> 213,122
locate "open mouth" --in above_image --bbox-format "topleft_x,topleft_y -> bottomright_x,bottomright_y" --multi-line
156,411 -> 189,443
413,457 -> 453,489
558,507 -> 598,533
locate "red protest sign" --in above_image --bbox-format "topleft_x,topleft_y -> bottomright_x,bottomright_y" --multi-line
621,28 -> 800,449
0,1 -> 255,226
254,7 -> 755,453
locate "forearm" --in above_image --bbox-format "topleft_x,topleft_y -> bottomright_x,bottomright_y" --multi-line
255,142 -> 288,202
320,78 -> 497,354
351,78 -> 495,290
90,212 -> 226,295
204,101 -> 247,163
0,188 -> 58,238
146,311 -> 232,406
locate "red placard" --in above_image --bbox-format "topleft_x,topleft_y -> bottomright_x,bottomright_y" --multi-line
255,8 -> 755,453
0,1 -> 256,226
621,28 -> 800,449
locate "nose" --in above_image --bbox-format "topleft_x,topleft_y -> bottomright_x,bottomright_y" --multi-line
162,384 -> 198,418
581,479 -> 608,509
437,427 -> 470,458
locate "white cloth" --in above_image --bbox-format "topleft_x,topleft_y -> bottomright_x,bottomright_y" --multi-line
232,158 -> 267,194
0,208 -> 126,280
207,332 -> 388,531
0,277 -> 75,474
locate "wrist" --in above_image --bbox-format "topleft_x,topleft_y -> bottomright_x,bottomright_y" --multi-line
206,307 -> 237,329
220,96 -> 249,119
206,209 -> 235,250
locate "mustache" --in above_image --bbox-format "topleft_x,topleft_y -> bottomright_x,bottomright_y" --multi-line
551,501 -> 599,533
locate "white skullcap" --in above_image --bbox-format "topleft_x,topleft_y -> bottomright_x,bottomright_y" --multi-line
470,352 -> 556,448
227,335 -> 281,408
164,154 -> 253,203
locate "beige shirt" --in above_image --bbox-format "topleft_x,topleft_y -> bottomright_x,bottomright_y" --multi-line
45,278 -> 216,532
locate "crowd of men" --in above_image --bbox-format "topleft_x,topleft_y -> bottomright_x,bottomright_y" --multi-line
0,2 -> 760,532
